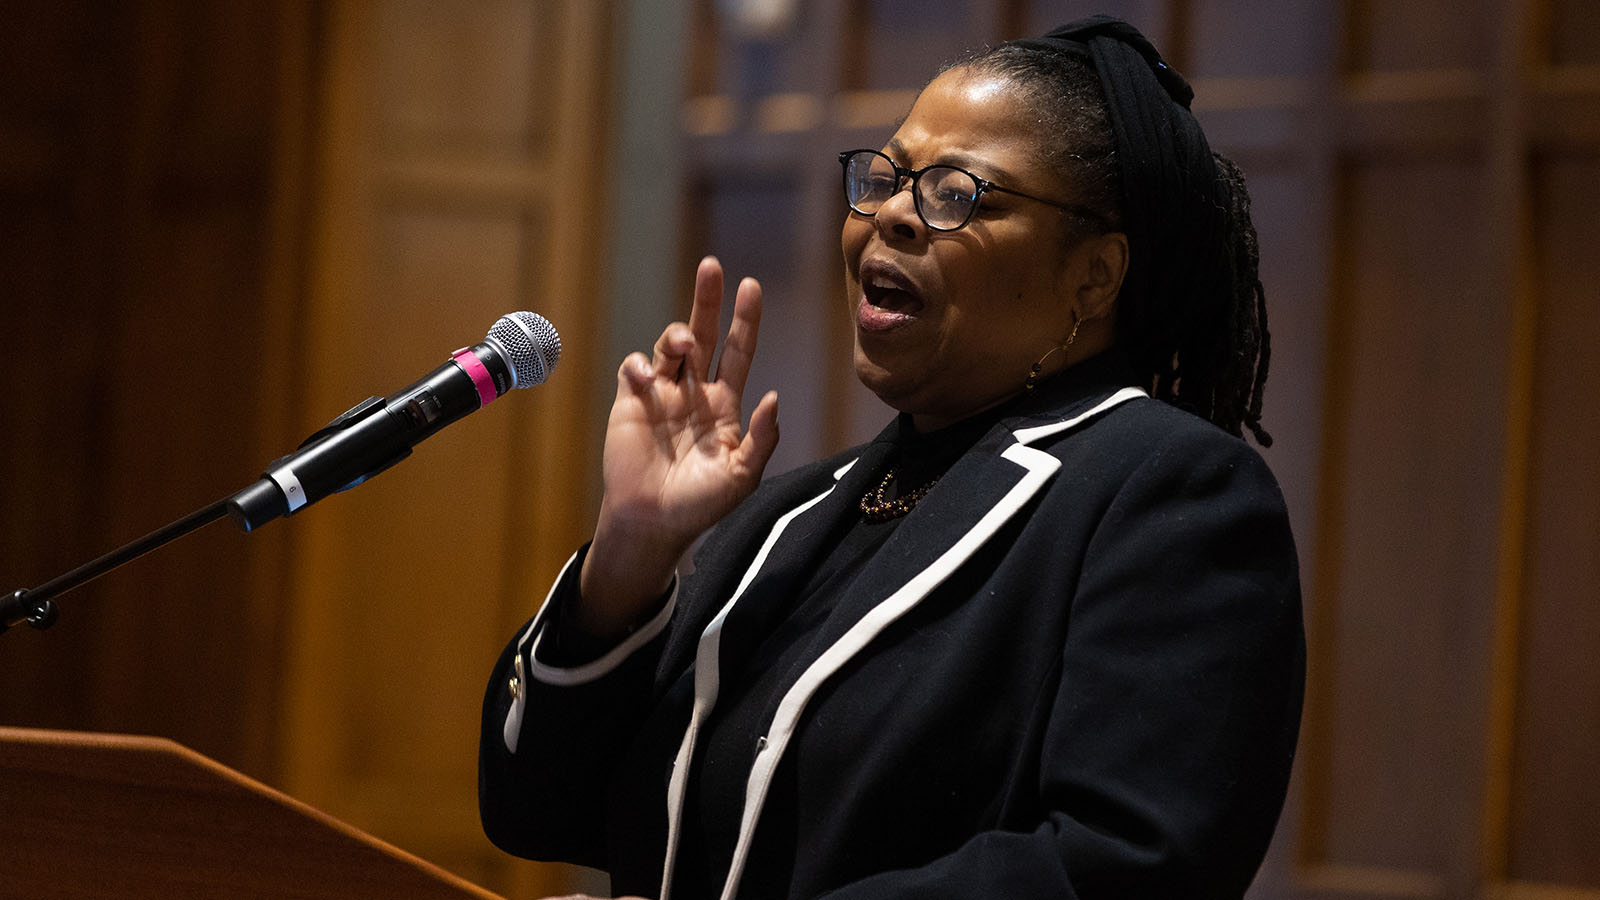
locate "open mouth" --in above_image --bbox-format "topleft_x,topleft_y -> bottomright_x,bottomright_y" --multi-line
859,260 -> 924,320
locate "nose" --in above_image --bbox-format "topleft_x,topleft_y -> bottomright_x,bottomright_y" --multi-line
873,182 -> 922,241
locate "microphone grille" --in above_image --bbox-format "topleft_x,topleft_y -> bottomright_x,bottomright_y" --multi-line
488,311 -> 562,388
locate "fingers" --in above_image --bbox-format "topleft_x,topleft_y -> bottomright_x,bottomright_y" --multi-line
738,389 -> 781,481
686,256 -> 725,381
646,257 -> 762,398
714,275 -> 763,397
649,323 -> 695,382
646,257 -> 725,384
617,351 -> 653,390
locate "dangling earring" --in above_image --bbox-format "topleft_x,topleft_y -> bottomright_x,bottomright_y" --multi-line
1024,315 -> 1082,392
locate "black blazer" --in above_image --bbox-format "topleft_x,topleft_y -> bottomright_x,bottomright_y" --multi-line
480,359 -> 1305,900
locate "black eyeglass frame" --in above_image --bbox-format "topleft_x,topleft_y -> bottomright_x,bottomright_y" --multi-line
838,148 -> 1102,233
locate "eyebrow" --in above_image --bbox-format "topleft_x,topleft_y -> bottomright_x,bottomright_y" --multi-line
883,137 -> 1025,186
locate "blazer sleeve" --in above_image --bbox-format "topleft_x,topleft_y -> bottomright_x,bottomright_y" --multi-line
817,429 -> 1306,900
477,543 -> 677,869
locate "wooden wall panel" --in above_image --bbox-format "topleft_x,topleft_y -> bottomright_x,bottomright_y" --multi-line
846,0 -> 982,91
698,5 -> 833,96
0,0 -> 310,780
278,2 -> 613,895
1021,1 -> 1171,43
0,0 -> 131,733
1313,160 -> 1503,884
1508,155 -> 1600,889
1291,1 -> 1600,899
1190,0 -> 1321,77
280,203 -> 541,877
1347,0 -> 1488,71
1549,0 -> 1600,66
373,0 -> 553,156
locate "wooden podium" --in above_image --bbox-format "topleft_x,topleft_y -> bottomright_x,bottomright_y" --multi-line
0,726 -> 505,899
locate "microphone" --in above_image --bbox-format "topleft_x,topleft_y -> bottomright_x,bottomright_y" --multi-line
226,311 -> 560,532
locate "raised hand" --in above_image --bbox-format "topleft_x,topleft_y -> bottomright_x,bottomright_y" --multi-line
576,257 -> 780,640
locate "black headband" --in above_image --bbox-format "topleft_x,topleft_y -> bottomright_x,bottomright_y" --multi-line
1008,15 -> 1231,372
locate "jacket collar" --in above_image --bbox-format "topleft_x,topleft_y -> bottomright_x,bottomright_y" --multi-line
817,358 -> 1148,643
675,348 -> 1149,682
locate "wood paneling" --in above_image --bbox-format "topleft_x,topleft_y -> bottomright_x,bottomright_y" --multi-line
1548,0 -> 1600,66
842,1 -> 985,92
0,0 -> 308,780
1508,155 -> 1600,887
1313,159 -> 1502,878
0,0 -> 130,735
276,2 -> 612,895
1346,0 -> 1489,71
1,2 -> 610,897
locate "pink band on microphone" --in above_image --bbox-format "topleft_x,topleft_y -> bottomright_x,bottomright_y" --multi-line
452,349 -> 498,407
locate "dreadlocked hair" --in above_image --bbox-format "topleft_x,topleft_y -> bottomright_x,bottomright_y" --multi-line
1209,153 -> 1272,445
954,44 -> 1274,446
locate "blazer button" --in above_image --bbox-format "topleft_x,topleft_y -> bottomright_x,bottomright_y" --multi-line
510,654 -> 527,701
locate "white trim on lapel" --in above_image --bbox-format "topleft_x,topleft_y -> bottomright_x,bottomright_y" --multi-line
1012,386 -> 1148,446
659,458 -> 856,900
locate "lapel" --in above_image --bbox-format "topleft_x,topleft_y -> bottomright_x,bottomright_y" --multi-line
762,384 -> 1149,729
801,369 -> 1150,658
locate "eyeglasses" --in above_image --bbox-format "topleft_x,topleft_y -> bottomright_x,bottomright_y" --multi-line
838,148 -> 1094,232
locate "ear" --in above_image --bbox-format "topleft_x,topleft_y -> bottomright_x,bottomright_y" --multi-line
1069,231 -> 1129,321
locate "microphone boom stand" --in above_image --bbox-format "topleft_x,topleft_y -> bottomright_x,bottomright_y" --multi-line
2,498 -> 232,636
2,392 -> 396,637
4,310 -> 560,638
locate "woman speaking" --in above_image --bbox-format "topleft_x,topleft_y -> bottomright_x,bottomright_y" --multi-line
479,15 -> 1304,900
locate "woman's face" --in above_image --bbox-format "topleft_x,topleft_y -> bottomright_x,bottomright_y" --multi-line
841,66 -> 1095,430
